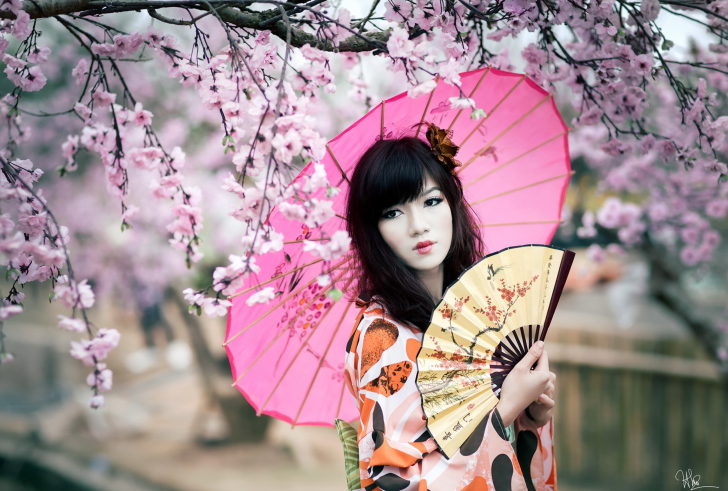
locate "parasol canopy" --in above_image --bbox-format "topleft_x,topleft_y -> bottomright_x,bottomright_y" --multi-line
225,67 -> 572,426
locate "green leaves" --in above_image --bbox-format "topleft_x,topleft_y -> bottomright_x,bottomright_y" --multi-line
326,288 -> 343,301
471,108 -> 486,120
222,134 -> 235,154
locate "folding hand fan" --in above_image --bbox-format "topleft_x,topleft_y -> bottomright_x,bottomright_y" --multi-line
416,244 -> 575,458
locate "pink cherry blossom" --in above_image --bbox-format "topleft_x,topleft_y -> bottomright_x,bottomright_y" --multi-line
630,54 -> 654,77
0,304 -> 22,321
278,201 -> 307,221
596,198 -> 624,229
128,147 -> 163,170
113,32 -> 144,57
503,0 -> 535,16
26,45 -> 51,64
71,58 -> 89,85
331,8 -> 352,47
272,130 -> 303,164
132,102 -> 152,126
299,163 -> 329,194
11,9 -> 30,40
586,244 -> 605,263
160,174 -> 184,188
89,395 -> 105,409
87,364 -> 113,392
246,287 -> 276,306
300,44 -> 327,63
92,90 -> 117,108
385,0 -> 413,22
74,102 -> 92,120
449,97 -> 475,110
202,298 -> 232,317
62,135 -> 79,163
57,315 -> 87,333
387,27 -> 414,59
303,230 -> 351,261
706,199 -> 728,218
0,0 -> 22,15
2,53 -> 25,69
304,199 -> 335,228
54,278 -> 95,309
143,27 -> 165,48
70,340 -> 96,366
408,79 -> 438,98
316,274 -> 331,287
640,0 -> 661,21
680,246 -> 700,266
121,205 -> 139,222
88,328 -> 120,361
91,42 -> 117,57
438,58 -> 462,86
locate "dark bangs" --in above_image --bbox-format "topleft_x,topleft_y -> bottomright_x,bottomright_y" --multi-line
356,138 -> 440,223
346,136 -> 484,330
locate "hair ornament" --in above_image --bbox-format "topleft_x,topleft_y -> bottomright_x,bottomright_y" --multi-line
425,122 -> 461,176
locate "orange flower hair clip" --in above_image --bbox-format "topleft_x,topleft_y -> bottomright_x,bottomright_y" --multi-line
425,122 -> 461,176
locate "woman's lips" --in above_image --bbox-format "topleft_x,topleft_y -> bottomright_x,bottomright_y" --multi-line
415,241 -> 434,254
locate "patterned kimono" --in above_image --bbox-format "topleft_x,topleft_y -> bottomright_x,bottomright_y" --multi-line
344,301 -> 558,491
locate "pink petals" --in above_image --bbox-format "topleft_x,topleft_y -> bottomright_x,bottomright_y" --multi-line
70,328 -> 120,366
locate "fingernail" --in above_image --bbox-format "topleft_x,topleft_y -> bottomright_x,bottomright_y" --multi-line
536,341 -> 544,348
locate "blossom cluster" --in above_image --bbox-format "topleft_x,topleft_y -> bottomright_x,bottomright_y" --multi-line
161,31 -> 345,310
1,2 -> 47,92
0,155 -> 115,406
0,9 -> 121,407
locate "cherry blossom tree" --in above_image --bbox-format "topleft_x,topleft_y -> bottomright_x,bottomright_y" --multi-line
1,0 -> 728,408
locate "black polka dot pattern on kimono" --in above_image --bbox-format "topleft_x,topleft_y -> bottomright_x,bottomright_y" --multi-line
372,401 -> 385,450
459,410 -> 491,456
376,473 -> 411,491
491,454 -> 513,491
517,430 -> 538,491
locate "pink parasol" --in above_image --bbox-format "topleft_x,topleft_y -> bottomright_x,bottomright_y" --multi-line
224,67 -> 572,427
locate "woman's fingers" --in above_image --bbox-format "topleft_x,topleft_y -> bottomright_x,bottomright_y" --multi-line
537,393 -> 555,408
517,341 -> 544,371
534,346 -> 549,372
538,381 -> 554,399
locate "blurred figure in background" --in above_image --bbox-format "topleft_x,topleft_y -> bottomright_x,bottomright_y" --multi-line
125,284 -> 192,373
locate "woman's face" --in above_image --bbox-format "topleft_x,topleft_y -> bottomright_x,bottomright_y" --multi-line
378,174 -> 453,277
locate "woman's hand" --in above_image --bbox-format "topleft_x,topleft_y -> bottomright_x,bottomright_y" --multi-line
495,341 -> 552,427
525,349 -> 555,427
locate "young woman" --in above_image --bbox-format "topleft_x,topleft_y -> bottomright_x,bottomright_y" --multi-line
343,131 -> 558,491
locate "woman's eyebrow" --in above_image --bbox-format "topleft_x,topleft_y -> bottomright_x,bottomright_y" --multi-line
422,186 -> 441,195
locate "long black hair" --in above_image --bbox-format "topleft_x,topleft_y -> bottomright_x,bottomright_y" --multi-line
346,136 -> 484,329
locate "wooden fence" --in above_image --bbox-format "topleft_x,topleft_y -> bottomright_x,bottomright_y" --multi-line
548,327 -> 728,491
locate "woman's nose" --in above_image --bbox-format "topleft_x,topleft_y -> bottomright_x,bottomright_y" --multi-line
409,208 -> 430,236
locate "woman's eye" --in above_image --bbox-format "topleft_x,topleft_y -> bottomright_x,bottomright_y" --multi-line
381,209 -> 401,220
425,197 -> 444,207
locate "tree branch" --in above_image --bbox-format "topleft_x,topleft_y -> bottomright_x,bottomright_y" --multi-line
258,0 -> 326,27
643,238 -> 728,376
0,0 -> 390,52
